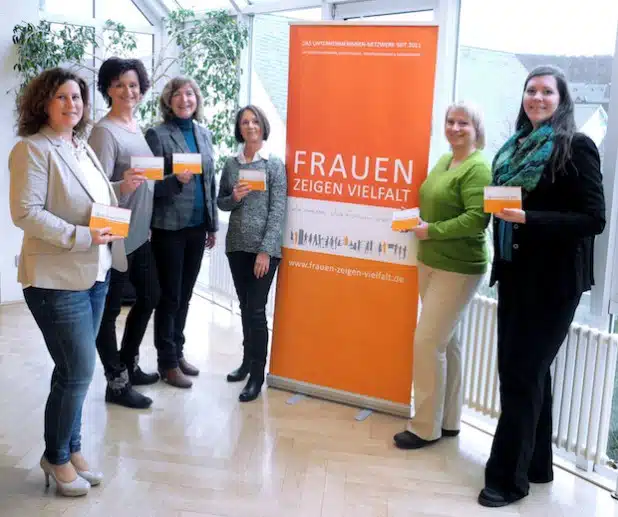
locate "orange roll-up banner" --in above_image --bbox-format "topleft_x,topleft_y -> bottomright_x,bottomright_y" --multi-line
268,23 -> 439,416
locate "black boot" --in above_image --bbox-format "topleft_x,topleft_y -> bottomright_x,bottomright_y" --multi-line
129,365 -> 160,386
239,361 -> 265,402
124,353 -> 159,386
105,385 -> 152,409
227,347 -> 250,382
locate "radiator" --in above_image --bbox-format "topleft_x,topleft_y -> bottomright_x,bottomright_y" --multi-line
201,237 -> 618,466
459,295 -> 618,465
207,222 -> 236,304
205,220 -> 277,317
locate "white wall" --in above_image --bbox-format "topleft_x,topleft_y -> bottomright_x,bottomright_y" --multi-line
0,1 -> 39,303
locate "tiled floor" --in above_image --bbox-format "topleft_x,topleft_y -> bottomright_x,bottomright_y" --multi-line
1,296 -> 617,516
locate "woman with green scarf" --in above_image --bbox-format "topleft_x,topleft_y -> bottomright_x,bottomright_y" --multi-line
478,65 -> 605,508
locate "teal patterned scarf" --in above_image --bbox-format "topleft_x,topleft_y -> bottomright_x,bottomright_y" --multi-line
492,124 -> 555,192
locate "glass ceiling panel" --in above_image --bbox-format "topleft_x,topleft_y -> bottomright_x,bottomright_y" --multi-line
160,1 -> 323,13
160,0 -> 249,11
97,0 -> 153,26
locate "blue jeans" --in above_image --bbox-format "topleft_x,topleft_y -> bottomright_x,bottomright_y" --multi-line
23,275 -> 109,465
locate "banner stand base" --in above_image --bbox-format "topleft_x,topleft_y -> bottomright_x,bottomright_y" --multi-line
266,374 -> 412,418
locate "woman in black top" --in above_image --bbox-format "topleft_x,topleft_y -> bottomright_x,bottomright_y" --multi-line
478,65 -> 605,508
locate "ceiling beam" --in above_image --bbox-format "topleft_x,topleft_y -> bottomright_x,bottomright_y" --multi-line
229,0 -> 245,13
241,0 -> 322,15
132,0 -> 170,24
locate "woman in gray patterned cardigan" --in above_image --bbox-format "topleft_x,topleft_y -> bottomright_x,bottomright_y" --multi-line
217,105 -> 287,402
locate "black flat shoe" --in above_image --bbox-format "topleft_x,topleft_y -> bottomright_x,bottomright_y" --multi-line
441,428 -> 460,437
528,472 -> 553,484
393,430 -> 439,449
477,487 -> 524,508
129,366 -> 159,386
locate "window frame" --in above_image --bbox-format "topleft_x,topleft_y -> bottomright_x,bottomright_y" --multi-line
601,23 -> 618,323
451,0 -> 618,328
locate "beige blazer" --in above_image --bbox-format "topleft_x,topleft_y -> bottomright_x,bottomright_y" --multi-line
9,126 -> 128,291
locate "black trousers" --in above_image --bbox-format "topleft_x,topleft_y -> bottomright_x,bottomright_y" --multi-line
96,240 -> 160,387
485,270 -> 581,498
151,226 -> 207,370
227,252 -> 279,366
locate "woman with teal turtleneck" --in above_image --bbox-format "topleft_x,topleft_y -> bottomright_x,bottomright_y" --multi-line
145,77 -> 218,389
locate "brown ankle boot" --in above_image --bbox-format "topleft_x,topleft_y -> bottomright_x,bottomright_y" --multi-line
178,357 -> 199,377
160,367 -> 192,389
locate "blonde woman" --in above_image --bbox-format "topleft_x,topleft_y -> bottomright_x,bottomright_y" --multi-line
394,102 -> 491,449
145,77 -> 218,389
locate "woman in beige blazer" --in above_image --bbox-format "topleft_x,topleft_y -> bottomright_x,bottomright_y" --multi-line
9,68 -> 143,497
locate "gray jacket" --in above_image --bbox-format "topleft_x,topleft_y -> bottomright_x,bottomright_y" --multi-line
217,154 -> 287,258
145,121 -> 218,232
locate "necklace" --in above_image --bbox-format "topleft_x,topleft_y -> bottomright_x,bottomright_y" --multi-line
60,136 -> 87,160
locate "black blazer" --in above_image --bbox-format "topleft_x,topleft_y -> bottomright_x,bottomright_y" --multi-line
490,133 -> 606,298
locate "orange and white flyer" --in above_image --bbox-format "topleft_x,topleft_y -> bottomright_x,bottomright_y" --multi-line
131,156 -> 164,180
239,168 -> 267,191
172,153 -> 202,174
484,186 -> 522,213
392,208 -> 420,231
89,203 -> 131,238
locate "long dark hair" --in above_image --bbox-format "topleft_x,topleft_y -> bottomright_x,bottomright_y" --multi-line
515,65 -> 576,178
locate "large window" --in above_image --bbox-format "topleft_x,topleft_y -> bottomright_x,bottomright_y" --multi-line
42,0 -> 157,120
457,0 -> 618,461
45,0 -> 94,19
457,0 -> 617,306
249,8 -> 324,162
97,0 -> 154,27
458,0 -> 616,163
194,7 -> 324,294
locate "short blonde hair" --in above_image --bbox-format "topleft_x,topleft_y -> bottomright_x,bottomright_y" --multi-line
445,101 -> 486,150
159,76 -> 205,123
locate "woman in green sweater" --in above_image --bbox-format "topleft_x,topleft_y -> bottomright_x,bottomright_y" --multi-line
394,102 -> 491,449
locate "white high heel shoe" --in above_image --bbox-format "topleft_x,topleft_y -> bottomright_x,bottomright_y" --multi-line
74,468 -> 104,486
40,456 -> 90,497
70,454 -> 104,486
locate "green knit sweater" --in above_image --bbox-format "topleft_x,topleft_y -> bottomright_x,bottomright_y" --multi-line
417,150 -> 492,275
